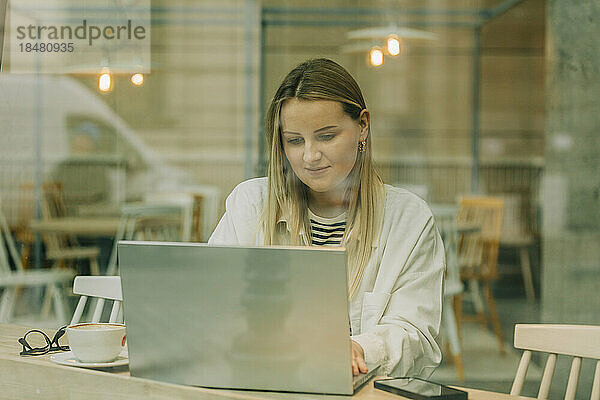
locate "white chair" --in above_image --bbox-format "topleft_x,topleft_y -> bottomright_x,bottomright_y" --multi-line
0,201 -> 74,324
511,324 -> 600,400
106,203 -> 189,275
498,192 -> 536,302
70,276 -> 123,325
431,203 -> 465,381
143,192 -> 195,242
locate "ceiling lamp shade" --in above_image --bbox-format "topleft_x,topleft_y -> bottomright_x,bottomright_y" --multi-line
340,41 -> 382,54
346,25 -> 438,41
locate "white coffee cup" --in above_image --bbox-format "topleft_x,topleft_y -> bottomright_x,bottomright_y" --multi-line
66,323 -> 126,363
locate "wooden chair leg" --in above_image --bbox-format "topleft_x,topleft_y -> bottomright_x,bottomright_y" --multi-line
483,281 -> 505,354
453,293 -> 463,343
20,242 -> 31,269
453,354 -> 465,382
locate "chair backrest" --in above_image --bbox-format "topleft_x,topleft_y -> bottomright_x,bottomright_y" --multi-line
511,324 -> 600,400
497,192 -> 535,244
18,181 -> 67,220
123,202 -> 190,241
0,200 -> 24,274
40,182 -> 74,253
21,181 -> 78,256
17,182 -> 62,247
41,182 -> 68,218
143,191 -> 195,241
106,202 -> 189,275
457,196 -> 503,279
70,276 -> 123,325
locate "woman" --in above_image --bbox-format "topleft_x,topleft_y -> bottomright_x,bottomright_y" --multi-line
209,58 -> 445,378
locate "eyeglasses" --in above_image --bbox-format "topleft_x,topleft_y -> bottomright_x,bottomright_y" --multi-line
18,326 -> 70,356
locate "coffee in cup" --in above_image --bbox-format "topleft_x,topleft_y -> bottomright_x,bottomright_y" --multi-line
66,323 -> 126,363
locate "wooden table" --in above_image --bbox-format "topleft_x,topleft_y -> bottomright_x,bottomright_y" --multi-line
29,217 -> 121,237
0,324 -> 534,400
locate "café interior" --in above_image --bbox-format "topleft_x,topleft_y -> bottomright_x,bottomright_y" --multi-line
1,0 -> 599,399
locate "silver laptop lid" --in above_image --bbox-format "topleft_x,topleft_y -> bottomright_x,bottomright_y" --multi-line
118,241 -> 356,394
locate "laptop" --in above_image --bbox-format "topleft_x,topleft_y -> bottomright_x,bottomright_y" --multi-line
118,241 -> 380,395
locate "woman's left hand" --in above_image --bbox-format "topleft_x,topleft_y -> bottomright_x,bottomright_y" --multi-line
351,340 -> 368,376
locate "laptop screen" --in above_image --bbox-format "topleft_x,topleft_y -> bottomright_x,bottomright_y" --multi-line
119,242 -> 357,395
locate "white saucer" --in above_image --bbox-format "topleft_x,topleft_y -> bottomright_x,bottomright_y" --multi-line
49,349 -> 128,368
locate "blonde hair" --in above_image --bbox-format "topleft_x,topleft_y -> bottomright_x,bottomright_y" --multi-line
263,58 -> 384,298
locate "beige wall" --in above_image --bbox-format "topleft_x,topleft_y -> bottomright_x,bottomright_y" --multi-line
480,0 -> 545,163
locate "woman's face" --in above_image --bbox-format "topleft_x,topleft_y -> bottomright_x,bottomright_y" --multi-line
280,98 -> 369,197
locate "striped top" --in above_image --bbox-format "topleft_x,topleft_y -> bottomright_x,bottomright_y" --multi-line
308,209 -> 347,246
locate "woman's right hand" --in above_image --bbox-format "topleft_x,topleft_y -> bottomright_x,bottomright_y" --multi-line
351,340 -> 369,376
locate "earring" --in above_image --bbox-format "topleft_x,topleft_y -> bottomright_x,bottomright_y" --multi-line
358,140 -> 366,153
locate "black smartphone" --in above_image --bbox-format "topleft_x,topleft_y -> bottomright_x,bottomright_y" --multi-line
374,377 -> 468,400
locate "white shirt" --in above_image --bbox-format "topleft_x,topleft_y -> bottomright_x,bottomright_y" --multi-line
208,177 -> 445,377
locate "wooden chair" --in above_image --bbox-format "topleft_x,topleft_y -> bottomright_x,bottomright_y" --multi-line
455,196 -> 505,353
40,183 -> 100,275
106,203 -> 190,275
16,182 -> 100,275
70,276 -> 123,325
511,324 -> 600,400
33,183 -> 101,318
0,201 -> 74,324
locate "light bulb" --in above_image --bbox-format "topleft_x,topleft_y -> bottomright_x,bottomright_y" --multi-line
131,73 -> 144,86
98,72 -> 112,92
387,35 -> 401,56
369,47 -> 384,67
